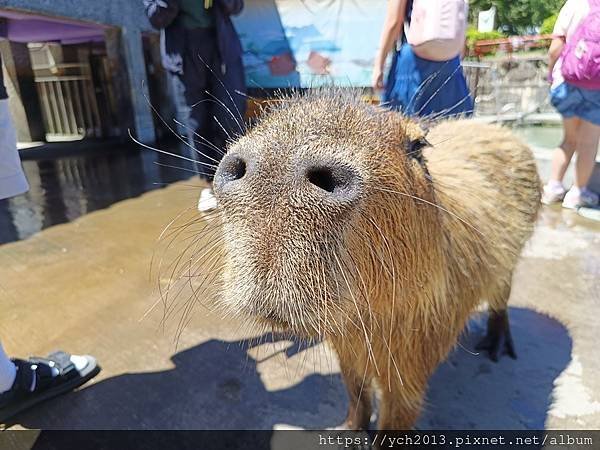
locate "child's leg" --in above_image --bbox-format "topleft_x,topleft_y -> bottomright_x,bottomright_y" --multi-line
544,117 -> 581,204
550,117 -> 581,184
562,117 -> 600,208
574,119 -> 600,189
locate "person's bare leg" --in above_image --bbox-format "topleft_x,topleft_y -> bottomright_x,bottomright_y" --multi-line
544,117 -> 581,204
562,118 -> 600,208
574,119 -> 600,189
550,117 -> 580,183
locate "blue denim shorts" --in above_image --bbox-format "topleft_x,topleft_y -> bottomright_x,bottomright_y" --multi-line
550,82 -> 600,126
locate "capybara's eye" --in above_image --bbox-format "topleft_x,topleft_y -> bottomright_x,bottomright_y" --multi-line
407,137 -> 431,158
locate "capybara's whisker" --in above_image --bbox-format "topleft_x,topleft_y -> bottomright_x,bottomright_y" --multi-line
195,55 -> 246,132
159,232 -> 223,324
333,253 -> 380,377
212,114 -> 233,141
202,90 -> 245,135
172,117 -> 227,156
415,64 -> 463,117
140,90 -> 224,164
154,161 -> 201,176
162,234 -> 223,310
406,69 -> 442,112
129,131 -> 218,169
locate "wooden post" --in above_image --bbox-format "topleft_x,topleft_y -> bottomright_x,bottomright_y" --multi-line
104,26 -> 156,144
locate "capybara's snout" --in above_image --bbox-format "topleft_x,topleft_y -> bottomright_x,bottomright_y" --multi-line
214,150 -> 363,209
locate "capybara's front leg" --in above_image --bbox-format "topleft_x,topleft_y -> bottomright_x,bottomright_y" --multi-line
377,385 -> 425,430
338,355 -> 373,430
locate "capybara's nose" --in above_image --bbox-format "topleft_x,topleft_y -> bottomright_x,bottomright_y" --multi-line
302,162 -> 361,203
215,153 -> 361,205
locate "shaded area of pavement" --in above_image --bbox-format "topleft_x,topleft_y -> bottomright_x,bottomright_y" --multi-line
0,148 -> 598,429
4,309 -> 573,431
9,335 -> 345,430
422,309 -> 572,429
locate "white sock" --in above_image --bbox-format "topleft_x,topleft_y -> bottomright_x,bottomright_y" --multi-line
547,179 -> 564,191
0,342 -> 17,393
569,185 -> 582,196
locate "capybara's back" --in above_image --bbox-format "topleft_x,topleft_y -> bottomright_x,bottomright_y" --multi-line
212,92 -> 542,430
425,120 -> 541,315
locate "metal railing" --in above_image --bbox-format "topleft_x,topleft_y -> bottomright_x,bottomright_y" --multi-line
34,62 -> 102,140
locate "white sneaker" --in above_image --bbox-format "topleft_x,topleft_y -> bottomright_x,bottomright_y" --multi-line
542,182 -> 566,205
562,186 -> 599,210
197,188 -> 218,212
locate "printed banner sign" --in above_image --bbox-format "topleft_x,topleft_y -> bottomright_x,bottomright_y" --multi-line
233,0 -> 387,88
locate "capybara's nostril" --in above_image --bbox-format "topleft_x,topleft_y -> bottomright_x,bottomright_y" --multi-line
219,154 -> 247,183
307,167 -> 337,193
305,164 -> 361,201
214,154 -> 248,195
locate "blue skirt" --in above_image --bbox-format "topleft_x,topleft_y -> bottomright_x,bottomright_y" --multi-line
550,82 -> 600,126
383,44 -> 473,119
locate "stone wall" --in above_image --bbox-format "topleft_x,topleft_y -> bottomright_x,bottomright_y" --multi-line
464,56 -> 554,117
0,0 -> 151,30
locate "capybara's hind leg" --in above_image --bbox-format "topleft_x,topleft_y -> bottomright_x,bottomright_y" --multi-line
475,282 -> 517,362
338,358 -> 373,430
377,387 -> 424,430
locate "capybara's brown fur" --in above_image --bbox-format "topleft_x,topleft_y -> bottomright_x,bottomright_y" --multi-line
212,91 -> 541,429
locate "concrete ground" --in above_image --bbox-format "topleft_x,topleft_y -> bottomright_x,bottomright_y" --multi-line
0,152 -> 599,430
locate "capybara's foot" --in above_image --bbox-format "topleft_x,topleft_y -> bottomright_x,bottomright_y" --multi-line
475,309 -> 516,362
342,412 -> 371,431
332,420 -> 365,431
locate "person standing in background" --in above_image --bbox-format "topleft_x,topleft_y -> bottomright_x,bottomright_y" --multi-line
543,0 -> 600,209
0,52 -> 99,423
372,0 -> 473,119
144,0 -> 247,212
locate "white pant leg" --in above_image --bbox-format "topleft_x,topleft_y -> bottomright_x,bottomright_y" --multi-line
0,99 -> 29,200
0,341 -> 16,393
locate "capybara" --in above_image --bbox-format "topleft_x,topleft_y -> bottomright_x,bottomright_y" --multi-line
211,91 -> 541,429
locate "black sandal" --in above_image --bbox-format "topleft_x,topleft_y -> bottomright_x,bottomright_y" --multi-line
0,350 -> 100,423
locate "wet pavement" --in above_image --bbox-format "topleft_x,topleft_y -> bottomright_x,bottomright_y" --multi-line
0,142 -> 599,430
0,140 -> 197,245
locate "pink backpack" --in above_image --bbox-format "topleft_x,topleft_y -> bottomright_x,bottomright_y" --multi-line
561,0 -> 600,89
406,0 -> 468,61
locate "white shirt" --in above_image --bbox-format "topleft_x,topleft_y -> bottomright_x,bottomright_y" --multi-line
0,99 -> 29,200
553,0 -> 589,40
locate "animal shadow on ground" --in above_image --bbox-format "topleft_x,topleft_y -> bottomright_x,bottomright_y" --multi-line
420,307 -> 572,429
13,308 -> 570,437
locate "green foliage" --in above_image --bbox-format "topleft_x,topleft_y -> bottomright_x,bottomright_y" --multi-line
469,0 -> 564,35
466,28 -> 505,45
540,13 -> 559,35
465,27 -> 505,53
